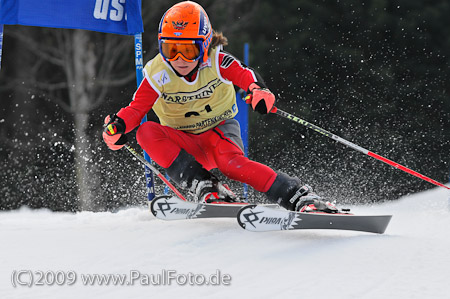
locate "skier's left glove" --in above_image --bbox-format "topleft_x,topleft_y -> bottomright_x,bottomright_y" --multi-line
102,114 -> 128,151
245,82 -> 275,114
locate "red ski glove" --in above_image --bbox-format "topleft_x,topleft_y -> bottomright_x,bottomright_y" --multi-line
102,114 -> 128,151
245,82 -> 275,114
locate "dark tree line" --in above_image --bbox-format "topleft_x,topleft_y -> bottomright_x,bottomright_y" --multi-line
0,0 -> 449,211
234,0 -> 450,202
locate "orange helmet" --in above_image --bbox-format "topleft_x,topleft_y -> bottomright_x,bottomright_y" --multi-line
158,1 -> 212,63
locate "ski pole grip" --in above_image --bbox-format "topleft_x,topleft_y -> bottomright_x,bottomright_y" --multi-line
104,123 -> 128,145
105,124 -> 117,136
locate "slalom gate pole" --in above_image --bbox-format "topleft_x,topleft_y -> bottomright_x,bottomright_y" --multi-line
134,33 -> 156,201
0,25 -> 3,71
273,107 -> 450,190
124,144 -> 187,201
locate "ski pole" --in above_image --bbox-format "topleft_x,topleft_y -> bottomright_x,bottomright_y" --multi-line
105,124 -> 187,201
123,145 -> 187,200
272,107 -> 450,190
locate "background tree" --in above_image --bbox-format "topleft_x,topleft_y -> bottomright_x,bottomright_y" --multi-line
1,26 -> 138,210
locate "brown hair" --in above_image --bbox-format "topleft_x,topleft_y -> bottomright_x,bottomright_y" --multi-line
209,31 -> 228,53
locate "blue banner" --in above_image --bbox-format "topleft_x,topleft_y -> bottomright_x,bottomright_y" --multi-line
0,0 -> 143,35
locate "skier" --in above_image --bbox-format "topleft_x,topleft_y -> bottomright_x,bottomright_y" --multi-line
103,1 -> 337,213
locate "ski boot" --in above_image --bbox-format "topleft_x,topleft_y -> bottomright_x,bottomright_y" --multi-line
265,172 -> 339,213
192,179 -> 237,203
165,149 -> 238,203
293,185 -> 339,213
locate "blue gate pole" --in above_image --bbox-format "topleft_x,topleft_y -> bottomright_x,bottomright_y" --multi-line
0,25 -> 4,71
235,43 -> 250,200
242,43 -> 249,200
134,33 -> 155,202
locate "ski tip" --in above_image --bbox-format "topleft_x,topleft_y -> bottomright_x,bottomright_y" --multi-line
237,205 -> 258,230
150,195 -> 170,217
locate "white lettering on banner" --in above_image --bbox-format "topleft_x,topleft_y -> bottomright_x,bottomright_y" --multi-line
93,0 -> 126,22
110,0 -> 125,21
94,0 -> 109,20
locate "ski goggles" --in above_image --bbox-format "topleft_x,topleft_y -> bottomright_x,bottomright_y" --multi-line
159,39 -> 203,62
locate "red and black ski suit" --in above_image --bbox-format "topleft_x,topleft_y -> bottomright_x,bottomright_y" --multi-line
117,51 -> 277,193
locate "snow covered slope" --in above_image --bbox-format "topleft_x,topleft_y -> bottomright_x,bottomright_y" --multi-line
1,187 -> 449,299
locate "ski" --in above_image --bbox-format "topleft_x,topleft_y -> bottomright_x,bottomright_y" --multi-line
150,195 -> 252,220
237,205 -> 392,234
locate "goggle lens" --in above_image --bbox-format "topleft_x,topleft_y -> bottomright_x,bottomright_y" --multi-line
160,40 -> 201,62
